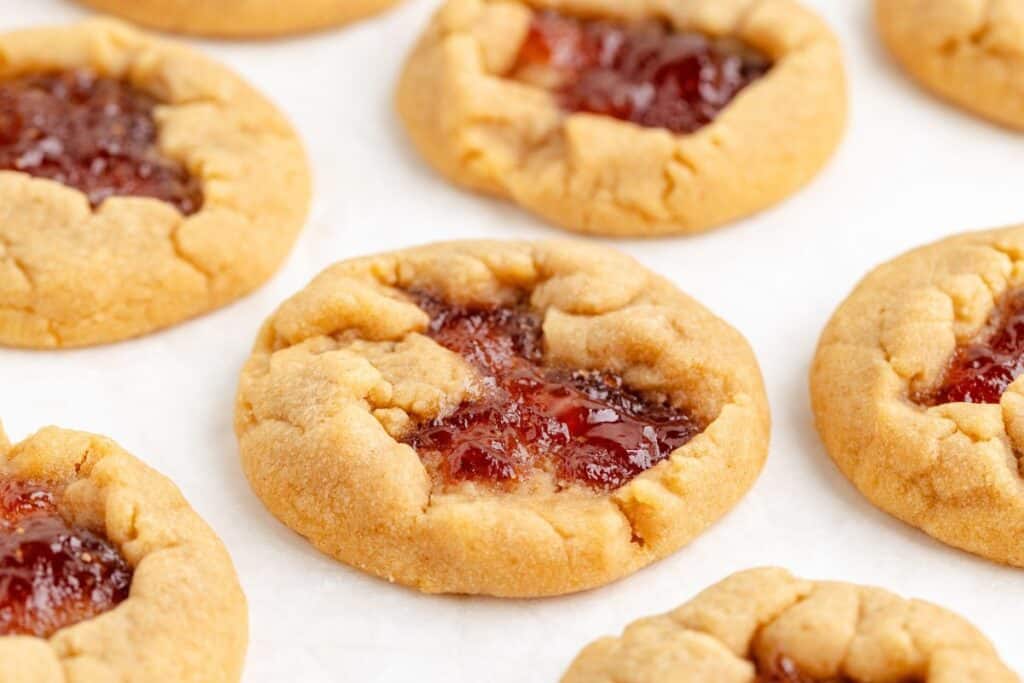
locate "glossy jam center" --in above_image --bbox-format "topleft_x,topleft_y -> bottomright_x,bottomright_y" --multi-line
923,289 -> 1024,405
0,69 -> 202,214
403,292 -> 703,491
510,10 -> 771,134
0,479 -> 132,637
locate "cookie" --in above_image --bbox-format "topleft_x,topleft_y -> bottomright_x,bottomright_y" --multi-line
811,224 -> 1024,567
561,567 -> 1019,682
396,0 -> 847,237
877,0 -> 1024,130
235,240 -> 770,597
0,19 -> 311,349
0,423 -> 247,682
74,0 -> 397,38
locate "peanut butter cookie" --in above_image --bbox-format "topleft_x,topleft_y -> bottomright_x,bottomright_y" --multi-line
396,0 -> 847,237
74,0 -> 398,38
0,19 -> 311,348
812,224 -> 1024,567
877,0 -> 1024,130
235,240 -> 770,597
562,567 -> 1018,682
0,423 -> 247,682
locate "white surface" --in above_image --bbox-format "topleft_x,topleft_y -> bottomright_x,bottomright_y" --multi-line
0,1 -> 1021,680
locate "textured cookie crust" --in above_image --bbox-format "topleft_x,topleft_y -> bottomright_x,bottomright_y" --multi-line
395,0 -> 847,237
562,567 -> 1019,682
812,225 -> 1024,567
235,240 -> 770,597
877,0 -> 1024,130
0,20 -> 311,349
0,423 -> 248,683
75,0 -> 397,38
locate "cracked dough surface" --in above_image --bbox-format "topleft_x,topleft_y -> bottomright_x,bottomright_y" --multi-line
561,567 -> 1019,682
0,19 -> 311,349
395,0 -> 847,237
0,423 -> 247,683
74,0 -> 398,38
235,240 -> 770,597
877,0 -> 1024,130
811,224 -> 1024,567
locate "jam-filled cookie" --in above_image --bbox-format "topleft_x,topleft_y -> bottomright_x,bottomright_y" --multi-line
74,0 -> 398,38
812,224 -> 1024,567
0,20 -> 311,348
0,423 -> 247,682
236,240 -> 770,597
877,0 -> 1024,130
396,0 -> 847,237
562,567 -> 1018,682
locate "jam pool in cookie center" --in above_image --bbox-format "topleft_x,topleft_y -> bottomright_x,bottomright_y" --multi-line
510,10 -> 772,134
0,69 -> 202,214
0,479 -> 132,637
404,292 -> 703,491
924,289 -> 1024,405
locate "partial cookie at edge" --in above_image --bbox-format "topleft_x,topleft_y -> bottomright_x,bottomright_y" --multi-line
74,0 -> 399,38
876,0 -> 1024,130
561,567 -> 1019,682
0,422 -> 248,683
811,224 -> 1024,567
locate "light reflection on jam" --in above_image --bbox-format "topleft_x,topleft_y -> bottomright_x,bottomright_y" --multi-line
0,69 -> 202,214
0,479 -> 132,637
403,292 -> 702,491
510,10 -> 771,134
923,289 -> 1024,405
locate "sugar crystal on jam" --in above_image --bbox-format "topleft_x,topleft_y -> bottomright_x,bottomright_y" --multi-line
0,479 -> 132,637
0,69 -> 202,214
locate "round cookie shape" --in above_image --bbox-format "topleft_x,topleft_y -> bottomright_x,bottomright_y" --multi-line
73,0 -> 398,38
395,0 -> 847,237
0,19 -> 311,349
811,224 -> 1024,567
235,240 -> 770,597
876,0 -> 1024,131
0,423 -> 247,682
561,568 -> 1019,682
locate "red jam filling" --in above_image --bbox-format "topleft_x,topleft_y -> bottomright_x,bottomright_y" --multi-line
923,289 -> 1024,405
0,69 -> 202,214
0,479 -> 132,637
510,10 -> 771,134
403,292 -> 703,491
